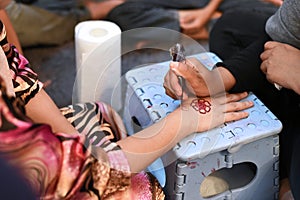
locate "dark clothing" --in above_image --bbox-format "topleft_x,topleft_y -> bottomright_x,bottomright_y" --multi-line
0,157 -> 36,199
209,9 -> 300,199
209,8 -> 281,114
290,132 -> 300,198
107,0 -> 278,32
16,0 -> 81,14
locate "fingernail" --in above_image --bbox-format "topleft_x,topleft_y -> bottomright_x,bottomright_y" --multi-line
248,101 -> 254,106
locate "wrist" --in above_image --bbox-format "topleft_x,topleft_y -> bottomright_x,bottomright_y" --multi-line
173,101 -> 203,134
214,63 -> 236,91
291,80 -> 300,95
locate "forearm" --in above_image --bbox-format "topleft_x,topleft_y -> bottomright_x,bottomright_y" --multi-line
118,91 -> 252,173
117,109 -> 194,173
208,0 -> 223,10
205,0 -> 223,16
25,89 -> 78,134
204,64 -> 236,96
215,66 -> 236,92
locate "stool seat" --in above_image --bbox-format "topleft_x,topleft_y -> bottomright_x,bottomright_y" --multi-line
123,52 -> 282,200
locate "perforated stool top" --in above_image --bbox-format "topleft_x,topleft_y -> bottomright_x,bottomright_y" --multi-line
124,52 -> 283,188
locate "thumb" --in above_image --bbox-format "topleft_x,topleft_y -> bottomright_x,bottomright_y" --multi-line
170,59 -> 205,82
170,61 -> 188,76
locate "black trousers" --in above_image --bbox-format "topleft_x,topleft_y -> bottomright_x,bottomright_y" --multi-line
107,0 -> 278,31
209,9 -> 300,199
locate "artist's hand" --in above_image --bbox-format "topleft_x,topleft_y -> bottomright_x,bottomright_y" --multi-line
260,41 -> 300,95
178,92 -> 253,133
164,58 -> 229,99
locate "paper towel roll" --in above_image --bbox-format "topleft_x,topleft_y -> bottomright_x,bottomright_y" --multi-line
74,20 -> 122,111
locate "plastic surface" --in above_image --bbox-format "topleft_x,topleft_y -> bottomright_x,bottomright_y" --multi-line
123,52 -> 282,199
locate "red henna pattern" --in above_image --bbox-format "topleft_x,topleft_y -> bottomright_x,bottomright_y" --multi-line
191,99 -> 211,114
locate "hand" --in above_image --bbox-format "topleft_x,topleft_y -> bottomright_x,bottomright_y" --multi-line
163,58 -> 228,99
179,92 -> 253,134
260,41 -> 300,94
179,0 -> 222,39
118,92 -> 252,172
179,8 -> 210,39
85,0 -> 124,19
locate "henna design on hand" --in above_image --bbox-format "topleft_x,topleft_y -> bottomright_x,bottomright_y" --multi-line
190,98 -> 211,114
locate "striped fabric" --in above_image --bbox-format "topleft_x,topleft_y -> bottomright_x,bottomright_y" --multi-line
0,21 -> 43,104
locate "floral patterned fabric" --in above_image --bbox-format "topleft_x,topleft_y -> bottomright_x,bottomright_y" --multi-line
0,20 -> 165,199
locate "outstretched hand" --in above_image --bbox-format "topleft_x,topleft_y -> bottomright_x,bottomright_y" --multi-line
178,92 -> 253,134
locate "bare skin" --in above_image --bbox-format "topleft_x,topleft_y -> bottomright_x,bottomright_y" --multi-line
279,178 -> 294,200
263,0 -> 283,6
84,0 -> 124,19
0,42 -> 253,174
23,73 -> 253,173
118,92 -> 253,172
260,41 -> 300,95
163,58 -> 236,99
179,0 -> 223,39
0,0 -> 10,10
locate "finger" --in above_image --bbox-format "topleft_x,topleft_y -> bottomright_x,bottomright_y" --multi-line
224,100 -> 253,113
163,70 -> 183,99
170,61 -> 189,75
170,73 -> 183,98
180,21 -> 200,34
224,111 -> 249,123
264,41 -> 279,50
172,59 -> 211,96
180,14 -> 193,24
163,71 -> 171,89
260,49 -> 271,61
223,92 -> 249,103
164,86 -> 179,100
260,60 -> 267,74
182,26 -> 199,35
171,59 -> 203,81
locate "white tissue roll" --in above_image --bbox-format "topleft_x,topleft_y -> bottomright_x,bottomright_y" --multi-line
74,20 -> 122,111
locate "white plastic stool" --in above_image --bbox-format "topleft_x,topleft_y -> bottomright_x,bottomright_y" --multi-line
123,53 -> 282,199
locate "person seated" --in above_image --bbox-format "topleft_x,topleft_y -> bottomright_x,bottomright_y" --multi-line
106,0 -> 279,40
163,0 -> 299,198
1,0 -> 124,47
0,19 -> 253,199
